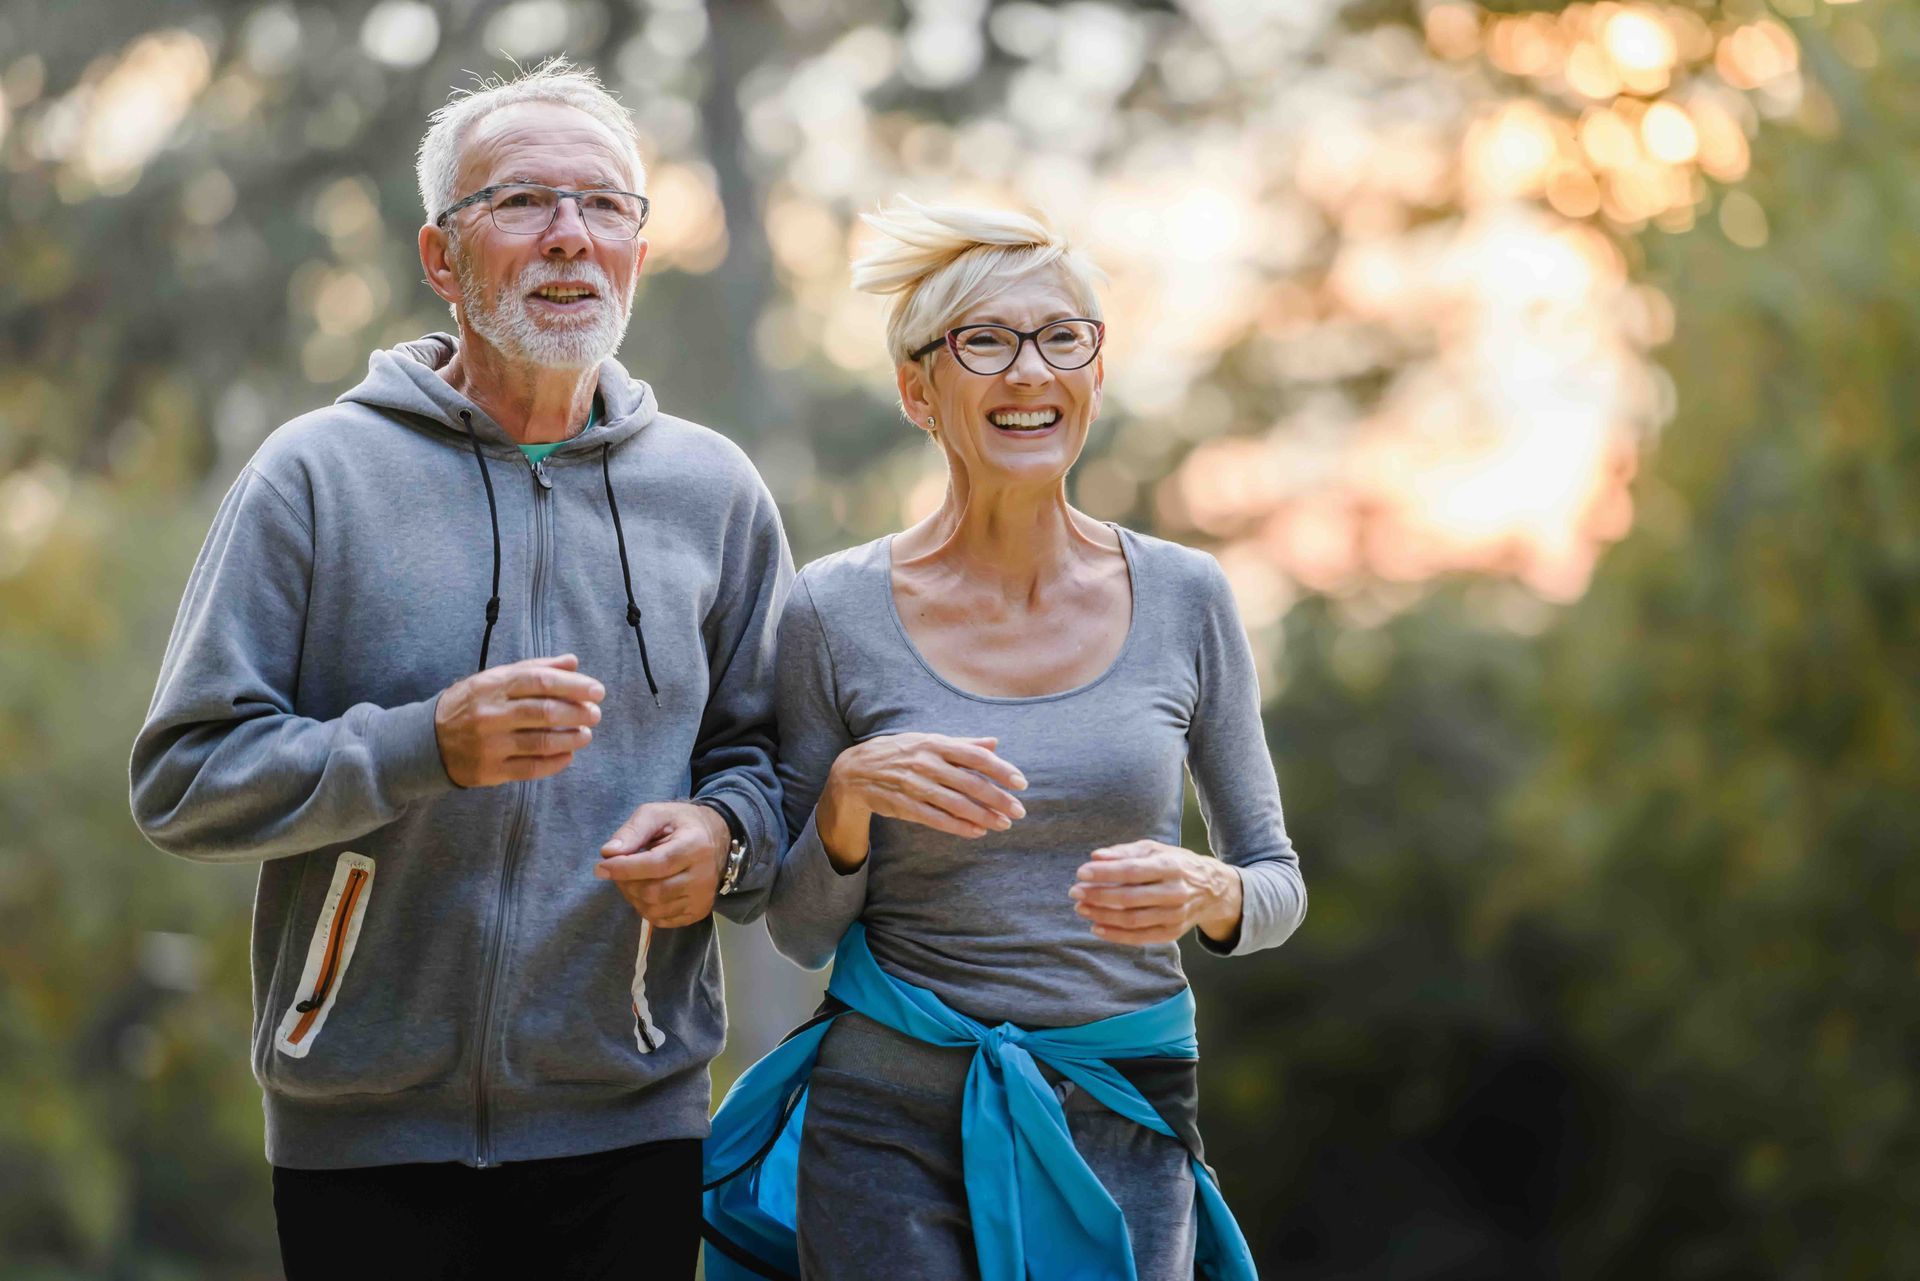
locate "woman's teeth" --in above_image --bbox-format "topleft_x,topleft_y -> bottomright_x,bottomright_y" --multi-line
989,410 -> 1060,430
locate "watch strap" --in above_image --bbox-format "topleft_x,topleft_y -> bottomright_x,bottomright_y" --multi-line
693,798 -> 748,896
693,797 -> 746,848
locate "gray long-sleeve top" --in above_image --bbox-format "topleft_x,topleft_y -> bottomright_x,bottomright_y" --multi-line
768,528 -> 1306,1029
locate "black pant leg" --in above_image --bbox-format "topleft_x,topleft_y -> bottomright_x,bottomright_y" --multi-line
495,1138 -> 703,1280
274,1161 -> 490,1281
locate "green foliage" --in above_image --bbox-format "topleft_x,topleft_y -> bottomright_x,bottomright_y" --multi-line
1185,14 -> 1920,1279
1495,36 -> 1920,1269
0,482 -> 269,1277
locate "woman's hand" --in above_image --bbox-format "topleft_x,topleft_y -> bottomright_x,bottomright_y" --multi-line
1070,840 -> 1244,947
816,734 -> 1027,873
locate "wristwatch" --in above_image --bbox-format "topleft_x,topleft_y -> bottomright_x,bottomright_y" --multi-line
694,798 -> 748,897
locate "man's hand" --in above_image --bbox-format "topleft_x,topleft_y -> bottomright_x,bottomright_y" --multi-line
1069,840 -> 1243,948
595,801 -> 731,928
433,654 -> 603,789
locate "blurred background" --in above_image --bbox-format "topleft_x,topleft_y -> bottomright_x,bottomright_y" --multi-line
2,0 -> 1914,1276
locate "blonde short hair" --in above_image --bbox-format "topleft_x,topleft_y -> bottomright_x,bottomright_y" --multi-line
851,198 -> 1105,366
416,57 -> 646,226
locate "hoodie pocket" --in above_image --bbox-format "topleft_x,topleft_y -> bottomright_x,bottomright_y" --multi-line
275,853 -> 375,1059
630,918 -> 661,1053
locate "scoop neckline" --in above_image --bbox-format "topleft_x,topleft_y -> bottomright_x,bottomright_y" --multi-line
880,524 -> 1141,705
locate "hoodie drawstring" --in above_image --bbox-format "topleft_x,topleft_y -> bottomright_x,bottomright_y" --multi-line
602,442 -> 661,706
456,412 -> 659,707
459,410 -> 504,671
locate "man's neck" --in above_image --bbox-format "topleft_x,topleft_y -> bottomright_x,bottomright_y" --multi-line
440,330 -> 598,445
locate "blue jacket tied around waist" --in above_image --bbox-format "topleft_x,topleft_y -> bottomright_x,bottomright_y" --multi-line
701,924 -> 1258,1280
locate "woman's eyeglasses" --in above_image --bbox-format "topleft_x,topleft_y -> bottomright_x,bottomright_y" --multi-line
911,319 -> 1105,376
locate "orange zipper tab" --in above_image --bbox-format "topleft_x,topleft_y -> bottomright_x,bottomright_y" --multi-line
287,867 -> 368,1046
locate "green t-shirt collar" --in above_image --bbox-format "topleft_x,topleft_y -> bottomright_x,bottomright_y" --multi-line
516,395 -> 598,465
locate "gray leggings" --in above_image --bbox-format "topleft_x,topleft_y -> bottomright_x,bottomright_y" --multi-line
795,1011 -> 1198,1280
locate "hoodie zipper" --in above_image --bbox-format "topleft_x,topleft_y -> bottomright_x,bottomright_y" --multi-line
471,455 -> 556,1167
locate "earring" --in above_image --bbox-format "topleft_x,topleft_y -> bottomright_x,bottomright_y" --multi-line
926,416 -> 936,429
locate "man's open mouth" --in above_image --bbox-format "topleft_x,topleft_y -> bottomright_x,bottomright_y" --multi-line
529,284 -> 600,306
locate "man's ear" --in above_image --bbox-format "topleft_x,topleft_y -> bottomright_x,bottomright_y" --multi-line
420,223 -> 462,308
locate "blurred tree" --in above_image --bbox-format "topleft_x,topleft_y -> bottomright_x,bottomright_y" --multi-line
1188,4 -> 1920,1277
1486,11 -> 1920,1272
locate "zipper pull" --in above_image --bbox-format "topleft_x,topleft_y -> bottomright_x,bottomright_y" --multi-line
531,458 -> 553,489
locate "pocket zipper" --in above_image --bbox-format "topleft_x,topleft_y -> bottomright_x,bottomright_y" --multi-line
286,867 -> 368,1048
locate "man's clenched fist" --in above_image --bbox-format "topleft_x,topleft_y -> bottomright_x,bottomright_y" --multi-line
433,654 -> 603,788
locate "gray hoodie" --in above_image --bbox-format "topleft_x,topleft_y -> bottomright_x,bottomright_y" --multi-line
130,334 -> 792,1170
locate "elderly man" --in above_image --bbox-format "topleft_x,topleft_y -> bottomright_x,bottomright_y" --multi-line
130,61 -> 789,1279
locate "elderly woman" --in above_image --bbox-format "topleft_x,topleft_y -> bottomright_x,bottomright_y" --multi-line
702,201 -> 1306,1281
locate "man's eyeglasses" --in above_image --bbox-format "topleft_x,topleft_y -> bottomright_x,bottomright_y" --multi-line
436,183 -> 650,241
911,319 -> 1105,376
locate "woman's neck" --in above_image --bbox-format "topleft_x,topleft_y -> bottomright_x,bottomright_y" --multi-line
896,475 -> 1112,602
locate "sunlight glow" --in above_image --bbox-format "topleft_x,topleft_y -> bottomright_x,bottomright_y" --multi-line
1641,102 -> 1698,164
643,163 -> 730,275
0,464 -> 71,581
753,0 -> 1790,616
1604,9 -> 1677,85
73,31 -> 212,194
359,1 -> 440,69
1717,21 -> 1799,89
1465,102 -> 1564,200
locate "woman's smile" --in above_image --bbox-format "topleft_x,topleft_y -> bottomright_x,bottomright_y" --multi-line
986,404 -> 1064,436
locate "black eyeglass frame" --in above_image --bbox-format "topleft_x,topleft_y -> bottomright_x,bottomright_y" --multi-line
910,318 -> 1107,374
434,182 -> 652,239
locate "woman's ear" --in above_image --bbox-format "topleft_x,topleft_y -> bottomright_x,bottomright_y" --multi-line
1088,352 -> 1104,423
896,361 -> 939,437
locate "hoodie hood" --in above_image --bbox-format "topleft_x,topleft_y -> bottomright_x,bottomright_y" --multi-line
336,332 -> 658,460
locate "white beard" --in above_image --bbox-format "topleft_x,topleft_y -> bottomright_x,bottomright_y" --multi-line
457,255 -> 633,370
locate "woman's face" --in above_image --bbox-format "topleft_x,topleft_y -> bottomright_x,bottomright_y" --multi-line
900,270 -> 1104,492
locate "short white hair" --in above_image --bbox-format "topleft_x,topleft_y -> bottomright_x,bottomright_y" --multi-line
415,57 -> 646,226
850,197 -> 1105,366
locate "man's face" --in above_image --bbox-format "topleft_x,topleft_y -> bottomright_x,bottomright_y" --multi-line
444,101 -> 647,370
